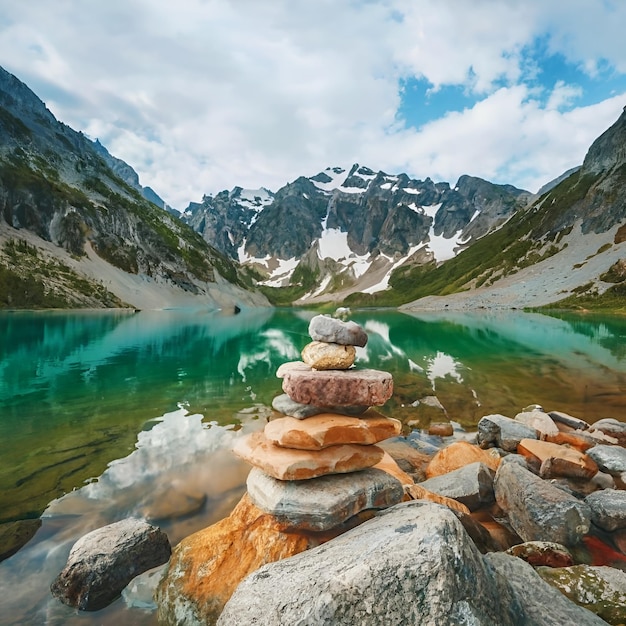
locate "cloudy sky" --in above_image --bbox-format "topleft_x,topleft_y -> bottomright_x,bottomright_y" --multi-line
1,1 -> 626,209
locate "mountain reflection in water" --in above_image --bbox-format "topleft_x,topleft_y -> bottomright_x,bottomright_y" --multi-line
1,307 -> 625,625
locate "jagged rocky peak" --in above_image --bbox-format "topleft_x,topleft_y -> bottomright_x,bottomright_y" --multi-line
581,106 -> 626,175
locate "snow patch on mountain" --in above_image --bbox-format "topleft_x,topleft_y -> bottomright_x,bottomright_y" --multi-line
318,228 -> 352,261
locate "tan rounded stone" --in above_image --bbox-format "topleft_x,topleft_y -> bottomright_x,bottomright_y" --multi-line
425,441 -> 500,478
264,410 -> 401,450
517,438 -> 598,480
301,341 -> 356,370
282,367 -> 393,407
233,431 -> 384,480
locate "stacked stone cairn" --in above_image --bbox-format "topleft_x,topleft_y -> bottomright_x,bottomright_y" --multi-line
232,314 -> 405,532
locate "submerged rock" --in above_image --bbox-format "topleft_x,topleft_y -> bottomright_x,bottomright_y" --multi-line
0,518 -> 41,562
51,518 -> 171,611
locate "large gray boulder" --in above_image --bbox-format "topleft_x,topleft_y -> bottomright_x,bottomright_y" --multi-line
418,461 -> 495,511
217,501 -> 604,625
477,414 -> 537,451
494,461 -> 591,545
50,518 -> 171,611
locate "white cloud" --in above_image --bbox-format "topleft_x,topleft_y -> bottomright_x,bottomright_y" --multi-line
0,1 -> 624,206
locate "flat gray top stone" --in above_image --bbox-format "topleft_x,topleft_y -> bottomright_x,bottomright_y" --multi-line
308,314 -> 368,347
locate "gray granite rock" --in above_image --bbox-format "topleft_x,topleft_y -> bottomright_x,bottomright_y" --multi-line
271,393 -> 368,419
494,461 -> 591,546
485,553 -> 607,626
246,467 -> 403,531
218,501 -> 604,626
548,410 -> 590,431
587,444 -> 626,474
585,488 -> 626,531
50,518 -> 171,611
477,414 -> 537,451
537,564 -> 626,625
308,314 -> 368,347
418,461 -> 495,511
592,418 -> 626,446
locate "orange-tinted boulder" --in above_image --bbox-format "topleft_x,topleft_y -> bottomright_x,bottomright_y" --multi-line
428,422 -> 454,437
155,494 -> 315,625
425,441 -> 500,478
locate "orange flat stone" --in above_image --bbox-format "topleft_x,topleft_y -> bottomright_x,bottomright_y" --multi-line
374,451 -> 414,485
545,431 -> 597,452
404,483 -> 470,515
264,410 -> 401,450
517,438 -> 598,479
233,431 -> 384,480
425,441 -> 500,478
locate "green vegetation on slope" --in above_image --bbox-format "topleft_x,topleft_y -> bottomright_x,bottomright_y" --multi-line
345,169 -> 600,308
0,239 -> 126,308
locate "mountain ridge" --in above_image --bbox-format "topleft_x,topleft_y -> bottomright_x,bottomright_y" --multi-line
183,163 -> 533,304
0,65 -> 267,310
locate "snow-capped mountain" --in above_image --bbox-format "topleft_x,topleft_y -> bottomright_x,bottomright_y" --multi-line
183,164 -> 532,302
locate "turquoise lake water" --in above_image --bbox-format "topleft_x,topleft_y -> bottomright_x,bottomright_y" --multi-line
1,307 -> 625,624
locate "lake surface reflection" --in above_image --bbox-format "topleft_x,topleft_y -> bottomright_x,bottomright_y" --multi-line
1,307 -> 625,624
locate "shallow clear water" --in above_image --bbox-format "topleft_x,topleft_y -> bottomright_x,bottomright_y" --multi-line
1,307 -> 625,624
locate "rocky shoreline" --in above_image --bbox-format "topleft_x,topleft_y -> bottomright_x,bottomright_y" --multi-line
50,315 -> 626,625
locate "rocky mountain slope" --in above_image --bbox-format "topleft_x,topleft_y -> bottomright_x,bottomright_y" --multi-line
0,66 -> 267,310
397,107 -> 626,312
184,165 -> 533,304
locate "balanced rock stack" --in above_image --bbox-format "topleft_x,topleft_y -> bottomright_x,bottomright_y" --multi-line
233,315 -> 405,532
